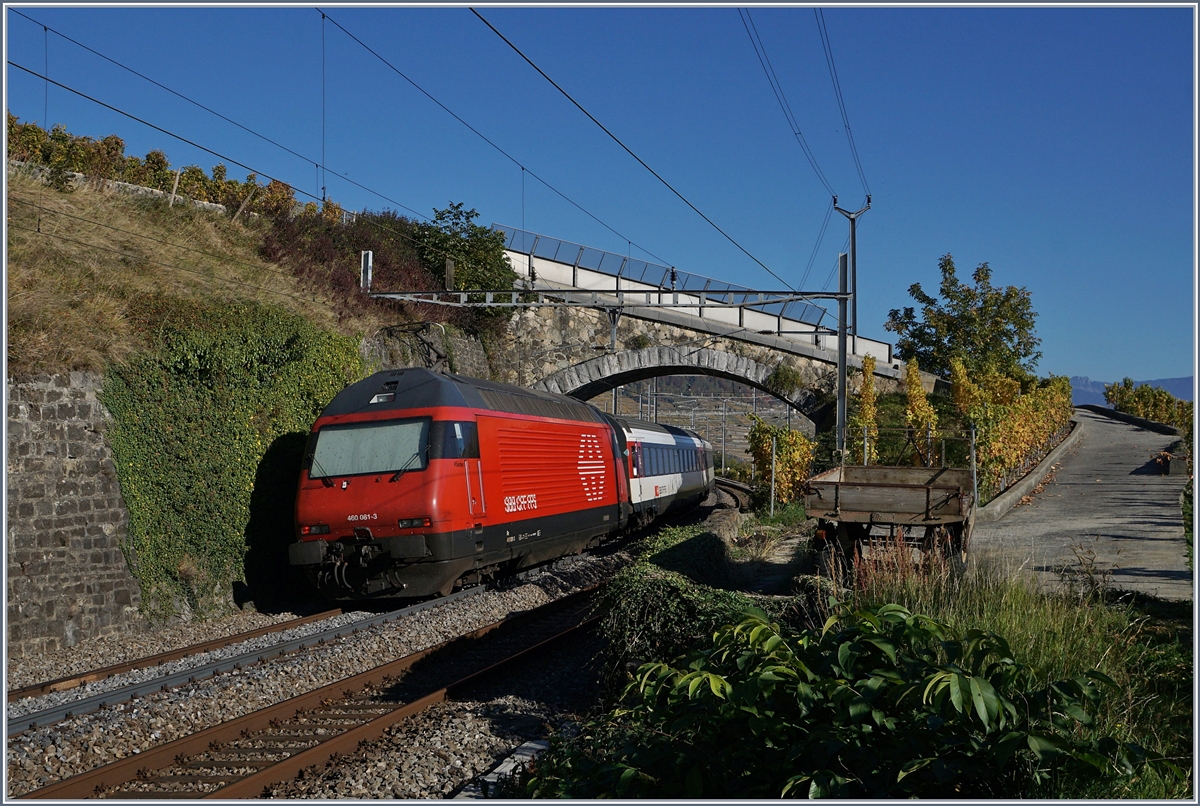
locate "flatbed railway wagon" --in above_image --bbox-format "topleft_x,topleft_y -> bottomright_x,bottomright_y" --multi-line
803,461 -> 976,575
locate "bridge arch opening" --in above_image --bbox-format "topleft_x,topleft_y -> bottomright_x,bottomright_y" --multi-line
529,347 -> 827,438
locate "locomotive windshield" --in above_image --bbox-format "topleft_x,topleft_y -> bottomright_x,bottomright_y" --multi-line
309,418 -> 430,478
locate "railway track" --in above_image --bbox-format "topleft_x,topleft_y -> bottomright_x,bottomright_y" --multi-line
7,610 -> 345,704
20,588 -> 600,800
7,587 -> 489,738
715,477 -> 753,510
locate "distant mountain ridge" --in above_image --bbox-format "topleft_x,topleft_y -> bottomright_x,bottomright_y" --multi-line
1069,376 -> 1193,406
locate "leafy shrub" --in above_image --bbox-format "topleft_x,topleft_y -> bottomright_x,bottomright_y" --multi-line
100,300 -> 364,618
8,114 -> 297,217
601,526 -> 752,680
847,354 -> 879,464
1104,378 -> 1194,454
746,414 -> 813,507
950,358 -> 1073,501
522,605 -> 1177,798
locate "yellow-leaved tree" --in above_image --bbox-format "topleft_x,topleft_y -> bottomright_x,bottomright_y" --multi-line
848,355 -> 878,464
905,358 -> 938,465
747,415 -> 814,505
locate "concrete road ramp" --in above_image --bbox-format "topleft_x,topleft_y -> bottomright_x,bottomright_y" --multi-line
972,408 -> 1192,601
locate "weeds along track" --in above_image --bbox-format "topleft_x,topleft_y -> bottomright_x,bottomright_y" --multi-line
20,588 -> 600,800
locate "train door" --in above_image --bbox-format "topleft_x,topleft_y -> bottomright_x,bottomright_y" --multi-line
464,455 -> 486,519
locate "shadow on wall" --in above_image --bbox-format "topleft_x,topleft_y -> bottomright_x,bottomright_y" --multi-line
243,431 -> 310,612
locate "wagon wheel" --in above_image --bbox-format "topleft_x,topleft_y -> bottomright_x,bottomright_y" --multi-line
920,524 -> 967,576
815,521 -> 865,582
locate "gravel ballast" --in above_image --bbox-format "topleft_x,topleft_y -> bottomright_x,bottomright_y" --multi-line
6,555 -> 625,798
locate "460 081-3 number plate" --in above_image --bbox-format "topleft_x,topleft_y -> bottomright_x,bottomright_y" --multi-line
346,513 -> 378,522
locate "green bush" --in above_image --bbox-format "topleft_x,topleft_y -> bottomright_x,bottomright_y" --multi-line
100,300 -> 364,618
523,605 -> 1179,798
600,526 -> 751,678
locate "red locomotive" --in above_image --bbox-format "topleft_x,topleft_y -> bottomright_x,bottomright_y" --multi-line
289,368 -> 714,599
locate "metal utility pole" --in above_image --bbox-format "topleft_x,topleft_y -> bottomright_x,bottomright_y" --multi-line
721,398 -> 727,474
833,195 -> 870,350
836,252 -> 849,460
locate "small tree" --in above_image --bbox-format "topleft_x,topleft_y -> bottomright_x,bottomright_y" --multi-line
746,414 -> 813,506
848,356 -> 879,464
905,358 -> 938,465
411,203 -> 515,333
884,254 -> 1041,380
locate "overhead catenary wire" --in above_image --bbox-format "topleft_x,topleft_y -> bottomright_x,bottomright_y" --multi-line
471,7 -> 797,293
6,60 -> 494,276
315,8 -> 672,268
14,8 -> 671,270
10,197 -> 307,285
8,9 -> 341,200
10,221 -> 340,309
738,8 -> 835,197
798,199 -> 834,291
815,9 -> 870,199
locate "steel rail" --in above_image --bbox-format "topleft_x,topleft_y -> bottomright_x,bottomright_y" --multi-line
6,586 -> 484,737
7,609 -> 343,703
19,588 -> 599,800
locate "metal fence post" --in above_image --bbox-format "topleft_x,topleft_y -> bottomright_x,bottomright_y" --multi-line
770,435 -> 777,517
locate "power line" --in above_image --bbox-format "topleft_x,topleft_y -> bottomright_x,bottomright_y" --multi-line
9,221 -> 339,309
471,8 -> 796,292
738,8 -> 835,197
316,8 -> 673,268
8,9 -> 336,200
10,197 -> 302,283
815,9 -> 870,198
798,199 -> 834,291
6,60 -> 488,275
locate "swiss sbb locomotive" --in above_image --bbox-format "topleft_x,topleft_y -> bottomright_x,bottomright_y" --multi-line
289,368 -> 715,599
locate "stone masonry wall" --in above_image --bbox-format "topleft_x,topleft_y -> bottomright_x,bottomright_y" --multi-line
491,305 -> 905,398
7,373 -> 145,658
359,324 -> 492,379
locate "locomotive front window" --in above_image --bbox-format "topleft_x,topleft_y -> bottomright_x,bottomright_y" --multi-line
309,418 -> 430,478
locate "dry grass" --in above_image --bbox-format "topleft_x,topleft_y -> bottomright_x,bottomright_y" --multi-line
6,171 -> 393,376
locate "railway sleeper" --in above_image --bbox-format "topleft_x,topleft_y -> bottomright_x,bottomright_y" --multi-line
100,790 -> 202,799
178,757 -> 284,769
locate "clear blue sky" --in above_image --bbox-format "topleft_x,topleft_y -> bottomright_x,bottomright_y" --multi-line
5,5 -> 1195,382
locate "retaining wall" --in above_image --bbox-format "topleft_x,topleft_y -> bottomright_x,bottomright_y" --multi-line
6,373 -> 145,658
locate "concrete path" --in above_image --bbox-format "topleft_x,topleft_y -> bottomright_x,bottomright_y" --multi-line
972,408 -> 1192,601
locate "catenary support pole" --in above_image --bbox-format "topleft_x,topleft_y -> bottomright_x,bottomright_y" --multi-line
836,252 -> 848,460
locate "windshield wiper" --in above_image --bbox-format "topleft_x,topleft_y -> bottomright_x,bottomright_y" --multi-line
310,454 -> 335,487
389,447 -> 427,482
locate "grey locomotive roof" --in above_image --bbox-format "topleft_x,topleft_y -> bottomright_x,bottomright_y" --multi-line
319,369 -> 602,424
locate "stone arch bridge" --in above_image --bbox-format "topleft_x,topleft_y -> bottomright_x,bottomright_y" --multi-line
530,346 -> 824,435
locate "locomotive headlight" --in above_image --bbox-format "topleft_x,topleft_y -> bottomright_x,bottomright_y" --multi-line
398,517 -> 432,529
300,524 -> 331,536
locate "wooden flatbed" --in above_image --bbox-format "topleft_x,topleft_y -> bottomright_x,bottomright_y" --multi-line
803,464 -> 976,573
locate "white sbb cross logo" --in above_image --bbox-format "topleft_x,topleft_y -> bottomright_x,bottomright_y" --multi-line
577,433 -> 607,502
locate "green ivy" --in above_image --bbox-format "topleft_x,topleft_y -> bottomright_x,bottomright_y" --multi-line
100,301 -> 365,619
